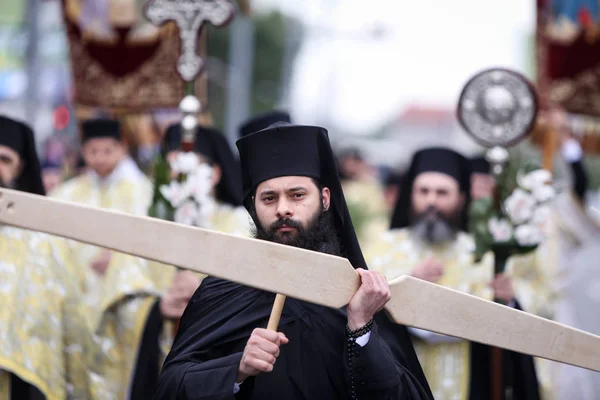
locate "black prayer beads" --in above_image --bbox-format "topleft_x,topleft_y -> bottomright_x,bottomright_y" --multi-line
346,319 -> 374,400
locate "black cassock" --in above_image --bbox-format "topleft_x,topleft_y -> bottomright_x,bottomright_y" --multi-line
469,300 -> 541,400
152,277 -> 434,400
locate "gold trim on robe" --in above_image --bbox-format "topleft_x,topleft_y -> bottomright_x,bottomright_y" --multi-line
365,228 -> 553,400
94,202 -> 252,397
0,228 -> 107,400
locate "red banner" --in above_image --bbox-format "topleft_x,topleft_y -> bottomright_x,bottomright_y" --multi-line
536,0 -> 600,117
62,0 -> 207,112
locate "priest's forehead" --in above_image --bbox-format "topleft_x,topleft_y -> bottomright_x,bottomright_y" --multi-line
256,176 -> 320,195
413,172 -> 460,192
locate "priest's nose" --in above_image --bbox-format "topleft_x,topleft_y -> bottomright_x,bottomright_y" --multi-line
275,199 -> 293,218
425,192 -> 439,207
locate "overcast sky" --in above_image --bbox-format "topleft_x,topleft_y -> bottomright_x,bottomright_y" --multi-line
252,0 -> 536,135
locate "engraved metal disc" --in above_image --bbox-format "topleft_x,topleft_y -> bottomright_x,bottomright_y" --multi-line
457,68 -> 538,148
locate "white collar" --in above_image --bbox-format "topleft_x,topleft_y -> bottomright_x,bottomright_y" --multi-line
87,157 -> 144,187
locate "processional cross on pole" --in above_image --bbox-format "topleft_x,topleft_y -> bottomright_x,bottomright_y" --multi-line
143,0 -> 237,334
144,0 -> 236,82
144,0 -> 236,144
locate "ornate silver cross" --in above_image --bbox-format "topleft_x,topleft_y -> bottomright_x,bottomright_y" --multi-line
457,68 -> 538,176
144,0 -> 236,81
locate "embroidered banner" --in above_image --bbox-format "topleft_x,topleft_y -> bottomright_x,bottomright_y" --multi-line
536,0 -> 600,116
61,0 -> 207,112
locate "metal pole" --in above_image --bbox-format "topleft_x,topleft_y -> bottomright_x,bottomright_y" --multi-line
224,14 -> 255,148
279,18 -> 302,108
24,0 -> 41,125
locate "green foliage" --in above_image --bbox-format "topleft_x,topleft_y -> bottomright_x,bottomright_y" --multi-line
468,197 -> 494,262
469,152 -> 546,266
346,199 -> 370,238
206,10 -> 295,130
584,156 -> 600,190
0,0 -> 25,25
147,154 -> 174,221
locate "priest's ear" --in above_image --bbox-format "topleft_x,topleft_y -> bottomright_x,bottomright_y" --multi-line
321,186 -> 331,212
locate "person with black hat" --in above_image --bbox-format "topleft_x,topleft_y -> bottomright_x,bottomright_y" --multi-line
92,123 -> 253,400
48,118 -> 159,397
237,110 -> 291,139
365,147 -> 541,399
51,118 -> 152,215
50,118 -> 153,299
0,115 -> 105,399
0,116 -> 45,194
153,123 -> 433,399
161,123 -> 249,233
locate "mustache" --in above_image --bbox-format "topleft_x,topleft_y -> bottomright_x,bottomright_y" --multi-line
269,217 -> 304,232
414,206 -> 444,222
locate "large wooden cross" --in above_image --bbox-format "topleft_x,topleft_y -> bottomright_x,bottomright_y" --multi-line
1,187 -> 599,372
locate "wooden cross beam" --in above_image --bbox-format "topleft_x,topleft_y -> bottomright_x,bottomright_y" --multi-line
0,187 -> 598,372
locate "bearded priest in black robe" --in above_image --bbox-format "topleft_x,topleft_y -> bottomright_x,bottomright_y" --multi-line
153,123 -> 433,399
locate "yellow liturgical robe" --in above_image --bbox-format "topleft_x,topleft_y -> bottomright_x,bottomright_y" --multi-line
49,157 -> 153,311
0,227 -> 106,400
365,228 -> 553,400
342,178 -> 390,249
94,202 -> 252,398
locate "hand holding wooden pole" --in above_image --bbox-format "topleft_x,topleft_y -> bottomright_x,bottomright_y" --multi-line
267,294 -> 286,331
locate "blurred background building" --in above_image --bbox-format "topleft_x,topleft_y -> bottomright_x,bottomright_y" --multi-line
0,0 -> 598,187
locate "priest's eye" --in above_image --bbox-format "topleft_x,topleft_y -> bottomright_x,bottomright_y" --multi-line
292,193 -> 305,199
0,155 -> 14,165
262,196 -> 275,202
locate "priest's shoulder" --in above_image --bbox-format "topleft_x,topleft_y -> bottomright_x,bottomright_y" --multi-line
191,276 -> 260,306
213,203 -> 252,236
48,174 -> 89,199
364,228 -> 412,254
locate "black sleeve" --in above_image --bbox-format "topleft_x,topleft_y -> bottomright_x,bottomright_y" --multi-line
130,299 -> 164,400
153,352 -> 248,400
344,324 -> 432,399
569,160 -> 588,203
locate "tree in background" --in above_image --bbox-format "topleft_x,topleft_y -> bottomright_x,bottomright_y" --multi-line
205,10 -> 302,133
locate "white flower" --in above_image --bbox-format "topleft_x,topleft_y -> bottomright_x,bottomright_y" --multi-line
518,169 -> 552,191
160,181 -> 192,208
532,206 -> 552,235
514,224 -> 543,246
174,201 -> 199,225
170,152 -> 200,175
195,163 -> 214,182
532,184 -> 556,203
187,166 -> 214,204
195,199 -> 216,228
488,217 -> 513,242
504,188 -> 536,224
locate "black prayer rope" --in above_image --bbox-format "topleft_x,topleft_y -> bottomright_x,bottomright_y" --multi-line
345,319 -> 374,400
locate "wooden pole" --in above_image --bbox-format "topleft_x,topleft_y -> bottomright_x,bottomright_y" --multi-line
491,347 -> 504,400
491,252 -> 509,400
267,294 -> 286,331
542,126 -> 558,172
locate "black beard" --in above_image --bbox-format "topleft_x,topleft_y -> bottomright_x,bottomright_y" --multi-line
410,205 -> 460,245
250,207 -> 342,257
